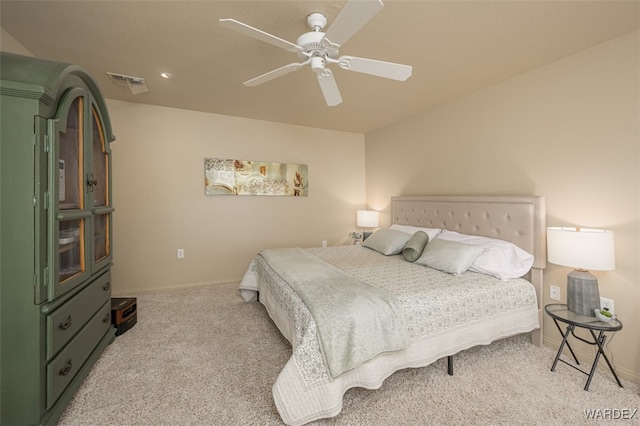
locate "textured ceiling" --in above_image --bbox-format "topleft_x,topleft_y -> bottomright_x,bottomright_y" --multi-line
1,1 -> 638,134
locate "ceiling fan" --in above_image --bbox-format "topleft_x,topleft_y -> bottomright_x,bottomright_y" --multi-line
219,0 -> 412,107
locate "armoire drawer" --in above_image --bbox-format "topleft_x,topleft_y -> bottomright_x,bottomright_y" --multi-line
46,271 -> 111,359
46,300 -> 111,409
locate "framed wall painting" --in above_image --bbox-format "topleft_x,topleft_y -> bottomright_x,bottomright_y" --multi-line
204,158 -> 308,196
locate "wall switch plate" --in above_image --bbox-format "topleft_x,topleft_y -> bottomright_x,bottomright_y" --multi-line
550,285 -> 561,301
600,297 -> 614,314
177,248 -> 184,259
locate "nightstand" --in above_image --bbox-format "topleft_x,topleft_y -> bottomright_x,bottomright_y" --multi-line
545,303 -> 623,391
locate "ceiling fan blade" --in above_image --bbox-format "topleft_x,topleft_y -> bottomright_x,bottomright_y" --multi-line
337,56 -> 412,81
219,18 -> 303,53
323,0 -> 384,47
244,62 -> 306,87
316,69 -> 342,107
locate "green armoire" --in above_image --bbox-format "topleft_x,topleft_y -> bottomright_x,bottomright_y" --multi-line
1,52 -> 117,425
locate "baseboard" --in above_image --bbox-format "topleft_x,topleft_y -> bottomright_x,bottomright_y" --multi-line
112,280 -> 240,297
543,335 -> 639,387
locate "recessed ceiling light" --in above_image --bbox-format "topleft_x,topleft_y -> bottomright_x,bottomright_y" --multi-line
160,72 -> 174,79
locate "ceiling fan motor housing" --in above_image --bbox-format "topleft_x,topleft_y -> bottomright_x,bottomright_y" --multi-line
296,31 -> 338,60
297,13 -> 340,60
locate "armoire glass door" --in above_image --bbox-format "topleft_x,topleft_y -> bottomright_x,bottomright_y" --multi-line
50,90 -> 91,300
57,96 -> 86,286
90,105 -> 112,270
50,89 -> 112,300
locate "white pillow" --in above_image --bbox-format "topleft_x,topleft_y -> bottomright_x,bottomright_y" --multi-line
436,230 -> 534,280
362,228 -> 412,255
390,224 -> 442,241
414,239 -> 484,275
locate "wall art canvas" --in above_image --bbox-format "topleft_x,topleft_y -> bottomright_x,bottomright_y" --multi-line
204,158 -> 308,196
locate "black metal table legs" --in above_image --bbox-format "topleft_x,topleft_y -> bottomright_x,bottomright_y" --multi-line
550,318 -> 624,391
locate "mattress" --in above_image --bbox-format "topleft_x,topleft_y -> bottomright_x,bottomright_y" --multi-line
239,245 -> 539,425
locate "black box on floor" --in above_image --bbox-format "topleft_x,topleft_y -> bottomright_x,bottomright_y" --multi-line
111,297 -> 137,336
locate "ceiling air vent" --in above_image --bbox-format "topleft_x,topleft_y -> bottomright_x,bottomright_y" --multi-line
106,72 -> 149,94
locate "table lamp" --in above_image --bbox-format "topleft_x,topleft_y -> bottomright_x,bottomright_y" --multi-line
546,227 -> 615,317
357,210 -> 379,240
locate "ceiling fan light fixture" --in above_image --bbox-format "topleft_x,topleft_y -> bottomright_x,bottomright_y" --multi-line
310,57 -> 326,73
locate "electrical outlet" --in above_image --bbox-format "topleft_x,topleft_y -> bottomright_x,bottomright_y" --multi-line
177,248 -> 184,259
600,297 -> 614,315
322,240 -> 327,248
550,285 -> 561,301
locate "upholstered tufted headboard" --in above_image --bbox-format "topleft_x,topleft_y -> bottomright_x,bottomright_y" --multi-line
391,195 -> 546,346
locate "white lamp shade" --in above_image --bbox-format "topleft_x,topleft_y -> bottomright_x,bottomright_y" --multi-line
547,227 -> 615,271
356,210 -> 379,228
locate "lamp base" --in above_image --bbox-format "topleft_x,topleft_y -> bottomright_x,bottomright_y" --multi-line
567,270 -> 600,317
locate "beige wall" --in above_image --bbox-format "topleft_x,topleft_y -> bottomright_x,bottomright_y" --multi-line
365,31 -> 640,384
106,100 -> 365,293
1,27 -> 33,56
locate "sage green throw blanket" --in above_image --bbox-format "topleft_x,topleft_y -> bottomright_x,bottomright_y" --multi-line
260,248 -> 410,378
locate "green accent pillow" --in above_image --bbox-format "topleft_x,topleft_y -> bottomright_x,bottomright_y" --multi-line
415,239 -> 485,275
362,228 -> 412,255
402,231 -> 430,262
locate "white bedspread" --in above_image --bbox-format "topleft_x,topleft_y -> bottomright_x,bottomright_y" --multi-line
239,245 -> 539,425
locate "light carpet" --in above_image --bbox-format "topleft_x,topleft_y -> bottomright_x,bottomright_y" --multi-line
58,282 -> 639,425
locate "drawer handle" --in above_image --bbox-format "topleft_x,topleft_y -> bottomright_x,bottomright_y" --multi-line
59,360 -> 73,376
102,313 -> 110,323
59,315 -> 73,330
102,282 -> 110,291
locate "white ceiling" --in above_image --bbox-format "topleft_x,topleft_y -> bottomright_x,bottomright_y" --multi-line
1,1 -> 638,134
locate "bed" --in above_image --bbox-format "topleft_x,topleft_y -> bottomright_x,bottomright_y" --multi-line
239,195 -> 546,425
